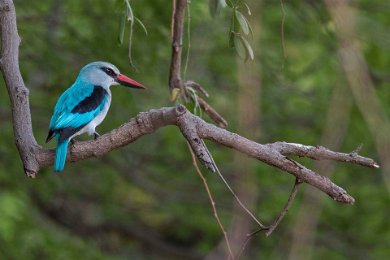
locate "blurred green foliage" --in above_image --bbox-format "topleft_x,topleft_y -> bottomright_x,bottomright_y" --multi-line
0,0 -> 389,259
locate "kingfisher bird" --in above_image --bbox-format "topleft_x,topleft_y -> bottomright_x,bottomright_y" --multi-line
46,61 -> 145,172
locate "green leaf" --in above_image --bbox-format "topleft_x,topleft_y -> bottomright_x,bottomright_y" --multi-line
231,11 -> 240,34
243,15 -> 253,38
228,31 -> 235,48
235,10 -> 249,35
243,3 -> 251,15
117,11 -> 126,45
169,88 -> 181,102
135,17 -> 148,35
125,0 -> 133,22
240,35 -> 254,61
209,0 -> 227,17
234,35 -> 246,60
225,0 -> 234,8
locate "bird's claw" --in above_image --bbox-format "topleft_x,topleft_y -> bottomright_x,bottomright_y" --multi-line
94,132 -> 100,140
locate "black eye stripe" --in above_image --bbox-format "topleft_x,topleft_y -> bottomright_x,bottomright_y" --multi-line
100,67 -> 117,77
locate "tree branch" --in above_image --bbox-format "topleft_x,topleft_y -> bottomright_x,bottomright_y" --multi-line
0,0 -> 40,177
265,178 -> 302,236
169,0 -> 187,98
17,105 -> 377,204
0,0 -> 379,208
168,1 -> 228,127
268,142 -> 379,169
187,142 -> 234,260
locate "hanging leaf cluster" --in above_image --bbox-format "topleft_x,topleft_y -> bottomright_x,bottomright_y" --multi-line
116,0 -> 148,67
209,0 -> 254,61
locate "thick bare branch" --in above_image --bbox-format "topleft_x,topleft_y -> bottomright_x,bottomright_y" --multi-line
0,0 -> 379,207
35,106 -> 186,170
195,118 -> 377,204
0,0 -> 39,176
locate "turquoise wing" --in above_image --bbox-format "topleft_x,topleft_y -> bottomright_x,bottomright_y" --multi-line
49,81 -> 107,130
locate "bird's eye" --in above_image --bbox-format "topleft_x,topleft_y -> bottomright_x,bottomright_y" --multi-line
101,67 -> 116,77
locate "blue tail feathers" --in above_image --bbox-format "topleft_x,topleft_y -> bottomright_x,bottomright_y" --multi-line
55,139 -> 69,172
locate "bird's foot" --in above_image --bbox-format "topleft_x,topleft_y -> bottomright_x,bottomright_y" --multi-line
94,132 -> 100,140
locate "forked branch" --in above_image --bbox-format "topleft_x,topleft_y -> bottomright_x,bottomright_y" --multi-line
169,0 -> 228,127
0,0 -> 380,228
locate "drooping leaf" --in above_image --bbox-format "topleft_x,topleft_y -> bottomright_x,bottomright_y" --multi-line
234,35 -> 246,60
228,31 -> 235,48
209,0 -> 227,17
243,3 -> 251,15
125,0 -> 133,22
225,0 -> 234,8
169,88 -> 181,102
243,14 -> 253,38
235,10 -> 249,35
117,10 -> 126,45
135,17 -> 148,35
240,35 -> 254,61
232,11 -> 240,33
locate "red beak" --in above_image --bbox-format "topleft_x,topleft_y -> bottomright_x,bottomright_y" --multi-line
115,74 -> 145,89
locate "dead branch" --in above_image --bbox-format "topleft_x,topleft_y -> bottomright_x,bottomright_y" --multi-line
266,178 -> 302,236
196,95 -> 228,128
169,0 -> 228,127
169,0 -> 188,100
268,142 -> 379,169
0,0 -> 40,176
2,97 -> 378,205
187,142 -> 234,260
0,0 -> 380,235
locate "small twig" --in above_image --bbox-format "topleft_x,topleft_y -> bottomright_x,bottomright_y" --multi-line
183,0 -> 191,80
350,143 -> 363,156
187,142 -> 234,260
235,229 -> 260,260
183,80 -> 228,128
169,0 -> 189,102
184,80 -> 209,98
269,142 -> 379,169
237,177 -> 301,258
236,178 -> 301,257
171,0 -> 175,40
201,139 -> 267,229
197,95 -> 228,128
266,178 -> 302,236
280,0 -> 287,68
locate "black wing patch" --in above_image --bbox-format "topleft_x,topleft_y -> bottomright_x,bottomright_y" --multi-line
45,125 -> 87,143
57,125 -> 86,143
71,85 -> 107,113
46,129 -> 55,143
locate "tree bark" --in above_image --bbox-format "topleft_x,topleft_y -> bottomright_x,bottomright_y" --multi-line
0,0 -> 379,207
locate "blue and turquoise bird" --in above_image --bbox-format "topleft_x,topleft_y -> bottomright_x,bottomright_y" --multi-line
46,61 -> 145,172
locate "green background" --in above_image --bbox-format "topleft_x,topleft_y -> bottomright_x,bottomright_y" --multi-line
0,0 -> 389,259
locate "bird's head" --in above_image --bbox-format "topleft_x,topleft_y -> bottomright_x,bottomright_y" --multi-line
78,61 -> 145,90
